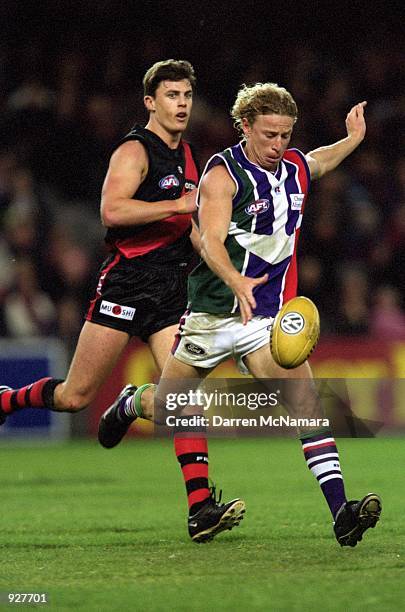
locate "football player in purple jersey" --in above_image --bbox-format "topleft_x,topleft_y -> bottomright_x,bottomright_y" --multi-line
108,83 -> 381,545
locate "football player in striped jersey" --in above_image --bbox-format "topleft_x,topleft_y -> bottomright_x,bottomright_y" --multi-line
117,82 -> 381,545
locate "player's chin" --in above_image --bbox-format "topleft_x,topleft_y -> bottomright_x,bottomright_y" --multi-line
173,117 -> 189,130
263,157 -> 280,171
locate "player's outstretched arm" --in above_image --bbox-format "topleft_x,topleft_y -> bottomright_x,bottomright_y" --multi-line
199,165 -> 268,324
306,101 -> 367,180
101,141 -> 196,227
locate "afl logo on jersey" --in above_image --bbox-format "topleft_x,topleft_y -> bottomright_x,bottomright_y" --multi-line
159,174 -> 180,189
245,199 -> 270,215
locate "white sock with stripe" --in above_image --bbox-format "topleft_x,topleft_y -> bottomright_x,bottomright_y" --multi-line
300,430 -> 347,519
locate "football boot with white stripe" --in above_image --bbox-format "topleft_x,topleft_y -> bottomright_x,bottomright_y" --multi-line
188,486 -> 246,543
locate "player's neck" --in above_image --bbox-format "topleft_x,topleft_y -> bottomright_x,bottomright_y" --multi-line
145,119 -> 182,149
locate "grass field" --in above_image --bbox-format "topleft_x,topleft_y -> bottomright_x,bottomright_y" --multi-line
0,437 -> 404,611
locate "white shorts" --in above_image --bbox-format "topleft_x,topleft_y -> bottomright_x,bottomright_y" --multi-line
173,311 -> 273,374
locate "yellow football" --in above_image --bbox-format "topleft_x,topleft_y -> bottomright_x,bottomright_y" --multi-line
270,296 -> 320,369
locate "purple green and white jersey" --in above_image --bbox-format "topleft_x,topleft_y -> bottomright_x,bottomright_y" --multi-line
187,142 -> 311,317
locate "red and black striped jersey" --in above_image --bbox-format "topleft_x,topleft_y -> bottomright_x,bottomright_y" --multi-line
105,125 -> 199,264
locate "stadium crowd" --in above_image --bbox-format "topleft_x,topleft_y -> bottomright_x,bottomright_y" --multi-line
0,7 -> 404,349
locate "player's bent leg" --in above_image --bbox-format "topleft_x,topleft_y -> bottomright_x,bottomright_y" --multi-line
101,355 -> 210,446
55,321 -> 130,412
1,322 -> 129,425
98,324 -> 181,448
100,355 -> 204,449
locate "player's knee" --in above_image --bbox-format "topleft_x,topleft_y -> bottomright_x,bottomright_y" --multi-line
66,399 -> 88,413
62,397 -> 88,412
56,388 -> 92,412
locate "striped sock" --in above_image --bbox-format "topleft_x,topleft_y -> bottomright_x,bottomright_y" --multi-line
116,383 -> 156,423
0,378 -> 63,413
300,430 -> 347,519
174,435 -> 210,516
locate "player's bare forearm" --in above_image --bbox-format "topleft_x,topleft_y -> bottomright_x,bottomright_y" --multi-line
307,135 -> 362,179
306,101 -> 367,179
100,138 -> 197,227
101,193 -> 194,228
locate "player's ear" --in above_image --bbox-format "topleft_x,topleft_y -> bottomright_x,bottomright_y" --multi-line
144,95 -> 156,112
241,117 -> 251,138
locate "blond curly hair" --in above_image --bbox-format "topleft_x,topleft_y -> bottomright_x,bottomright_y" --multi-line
231,83 -> 298,134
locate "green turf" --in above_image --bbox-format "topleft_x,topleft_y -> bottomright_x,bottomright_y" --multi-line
0,438 -> 404,611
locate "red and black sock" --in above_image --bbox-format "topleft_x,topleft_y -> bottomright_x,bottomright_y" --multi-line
0,378 -> 64,414
174,434 -> 210,516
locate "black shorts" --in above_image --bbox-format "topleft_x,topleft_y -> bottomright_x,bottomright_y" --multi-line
86,252 -> 190,342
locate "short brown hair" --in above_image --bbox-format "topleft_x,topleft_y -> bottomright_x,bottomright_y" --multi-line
143,59 -> 196,97
231,83 -> 298,134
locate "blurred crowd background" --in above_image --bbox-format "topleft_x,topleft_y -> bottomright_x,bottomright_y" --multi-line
0,1 -> 404,356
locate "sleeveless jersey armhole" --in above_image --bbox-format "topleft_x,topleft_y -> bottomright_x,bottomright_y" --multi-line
196,153 -> 240,208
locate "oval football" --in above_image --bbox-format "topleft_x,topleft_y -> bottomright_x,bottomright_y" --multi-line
270,296 -> 320,369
